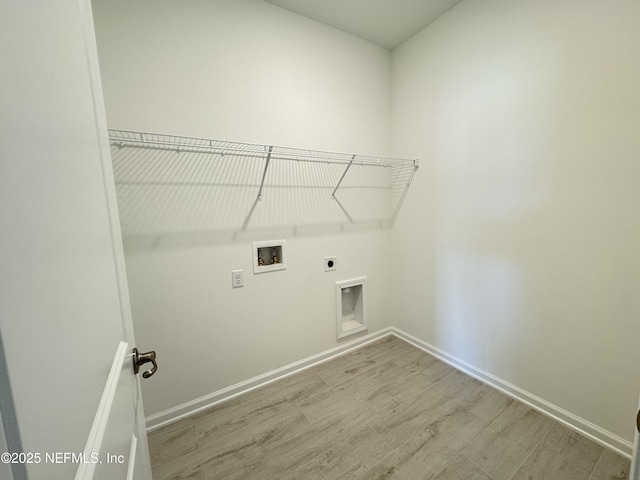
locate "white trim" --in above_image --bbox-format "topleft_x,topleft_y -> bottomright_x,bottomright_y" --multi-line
144,326 -> 633,459
631,417 -> 640,479
125,434 -> 137,480
145,327 -> 393,431
0,410 -> 14,480
75,341 -> 129,480
390,328 -> 633,458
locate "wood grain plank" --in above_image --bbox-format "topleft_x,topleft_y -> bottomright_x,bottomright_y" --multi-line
264,404 -> 391,478
355,423 -> 460,480
298,361 -> 403,424
589,449 -> 630,480
433,454 -> 493,480
148,421 -> 199,468
196,375 -> 324,447
371,371 -> 478,449
292,425 -> 391,480
462,401 -> 553,480
511,426 -> 603,480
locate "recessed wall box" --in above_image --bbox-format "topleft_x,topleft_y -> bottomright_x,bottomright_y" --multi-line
336,277 -> 367,340
253,240 -> 286,274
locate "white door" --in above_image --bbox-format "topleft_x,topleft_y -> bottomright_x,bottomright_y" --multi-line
632,403 -> 640,480
0,0 -> 153,479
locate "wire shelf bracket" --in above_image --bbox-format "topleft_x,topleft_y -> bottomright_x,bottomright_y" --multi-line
331,154 -> 356,199
256,146 -> 273,201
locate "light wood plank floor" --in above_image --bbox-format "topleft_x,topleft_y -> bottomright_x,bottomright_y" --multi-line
148,336 -> 630,480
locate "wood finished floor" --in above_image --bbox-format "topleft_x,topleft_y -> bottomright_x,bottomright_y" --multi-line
148,337 -> 630,480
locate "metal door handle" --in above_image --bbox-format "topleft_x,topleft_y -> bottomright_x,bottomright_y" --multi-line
637,409 -> 640,434
133,348 -> 157,379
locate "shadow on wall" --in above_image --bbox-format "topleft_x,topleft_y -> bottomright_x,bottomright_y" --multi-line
109,132 -> 416,252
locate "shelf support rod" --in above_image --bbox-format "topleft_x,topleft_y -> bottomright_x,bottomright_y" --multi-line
256,146 -> 273,201
334,196 -> 354,224
390,164 -> 418,224
331,155 -> 356,198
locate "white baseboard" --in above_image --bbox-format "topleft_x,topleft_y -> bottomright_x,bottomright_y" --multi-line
145,326 -> 633,459
145,327 -> 394,432
390,328 -> 633,459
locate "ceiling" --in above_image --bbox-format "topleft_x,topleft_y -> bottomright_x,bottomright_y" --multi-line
264,0 -> 463,50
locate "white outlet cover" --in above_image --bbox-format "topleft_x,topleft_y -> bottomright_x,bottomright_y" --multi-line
232,269 -> 244,288
324,256 -> 337,271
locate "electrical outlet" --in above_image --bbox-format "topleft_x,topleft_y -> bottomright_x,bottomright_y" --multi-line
324,256 -> 337,272
232,269 -> 244,288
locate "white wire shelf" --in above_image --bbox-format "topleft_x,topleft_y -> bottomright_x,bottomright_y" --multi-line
108,129 -> 418,236
108,129 -> 418,169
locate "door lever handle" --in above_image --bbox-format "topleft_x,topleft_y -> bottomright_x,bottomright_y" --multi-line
133,348 -> 157,379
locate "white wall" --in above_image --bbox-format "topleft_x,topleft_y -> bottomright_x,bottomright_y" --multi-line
94,0 -> 640,446
93,0 -> 389,152
92,0 -> 392,416
390,0 -> 640,442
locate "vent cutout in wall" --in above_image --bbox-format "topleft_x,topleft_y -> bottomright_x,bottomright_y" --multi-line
336,277 -> 367,339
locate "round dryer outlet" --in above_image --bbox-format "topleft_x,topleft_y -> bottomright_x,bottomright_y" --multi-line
324,256 -> 337,272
